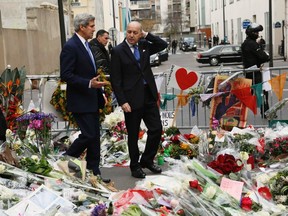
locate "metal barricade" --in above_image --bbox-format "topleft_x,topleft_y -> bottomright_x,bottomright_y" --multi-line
160,66 -> 288,131
24,66 -> 288,134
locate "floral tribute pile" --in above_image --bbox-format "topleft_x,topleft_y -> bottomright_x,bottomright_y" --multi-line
3,106 -> 288,215
106,119 -> 288,215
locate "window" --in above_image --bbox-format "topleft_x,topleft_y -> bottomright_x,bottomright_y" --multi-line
71,0 -> 80,6
221,47 -> 233,53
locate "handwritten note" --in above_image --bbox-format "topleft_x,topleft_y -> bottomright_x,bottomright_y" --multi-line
220,177 -> 244,201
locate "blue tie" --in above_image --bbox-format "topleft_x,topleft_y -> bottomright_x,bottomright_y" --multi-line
133,45 -> 140,63
134,45 -> 146,84
85,41 -> 96,71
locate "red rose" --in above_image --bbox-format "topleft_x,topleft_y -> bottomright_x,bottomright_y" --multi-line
241,197 -> 252,211
223,164 -> 233,174
183,134 -> 190,139
189,180 -> 199,188
170,135 -> 180,143
189,180 -> 203,192
258,187 -> 272,200
247,155 -> 255,170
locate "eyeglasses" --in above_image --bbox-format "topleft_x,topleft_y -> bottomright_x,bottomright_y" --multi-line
104,37 -> 110,40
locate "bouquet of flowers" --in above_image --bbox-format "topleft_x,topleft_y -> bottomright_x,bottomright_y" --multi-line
0,66 -> 26,130
15,111 -> 56,156
207,153 -> 243,175
50,80 -> 77,127
268,169 -> 288,205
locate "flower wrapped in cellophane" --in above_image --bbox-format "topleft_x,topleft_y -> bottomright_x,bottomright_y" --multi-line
15,111 -> 56,157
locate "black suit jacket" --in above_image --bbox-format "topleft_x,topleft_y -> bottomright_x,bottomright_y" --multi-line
60,34 -> 104,113
110,33 -> 167,110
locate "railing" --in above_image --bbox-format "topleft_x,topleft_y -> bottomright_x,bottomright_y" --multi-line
24,66 -> 288,134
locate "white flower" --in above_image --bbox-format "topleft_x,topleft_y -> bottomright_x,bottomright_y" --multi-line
143,181 -> 153,189
78,193 -> 87,202
5,129 -> 13,139
103,108 -> 125,128
275,195 -> 287,203
239,151 -> 249,161
0,187 -> 14,200
271,203 -> 287,213
170,199 -> 179,208
253,211 -> 270,216
0,164 -> 5,174
31,155 -> 39,161
276,204 -> 287,211
110,136 -> 118,142
204,186 -> 217,199
256,173 -> 270,184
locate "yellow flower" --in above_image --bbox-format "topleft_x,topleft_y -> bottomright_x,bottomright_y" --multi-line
78,193 -> 88,202
180,142 -> 190,150
0,164 -> 6,174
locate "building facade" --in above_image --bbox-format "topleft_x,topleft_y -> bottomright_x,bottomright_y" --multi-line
210,0 -> 286,58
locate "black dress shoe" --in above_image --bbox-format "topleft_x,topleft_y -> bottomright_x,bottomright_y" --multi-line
97,175 -> 111,183
141,163 -> 162,174
131,168 -> 146,178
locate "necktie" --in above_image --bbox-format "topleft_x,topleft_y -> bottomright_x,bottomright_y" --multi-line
85,41 -> 96,71
133,45 -> 140,63
133,45 -> 146,84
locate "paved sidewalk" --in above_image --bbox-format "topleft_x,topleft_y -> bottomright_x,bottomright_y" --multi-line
101,164 -> 168,190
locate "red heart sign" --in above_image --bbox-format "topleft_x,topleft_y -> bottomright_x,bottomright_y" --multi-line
175,68 -> 198,90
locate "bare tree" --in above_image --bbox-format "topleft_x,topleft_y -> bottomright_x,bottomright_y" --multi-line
163,12 -> 182,38
141,19 -> 157,32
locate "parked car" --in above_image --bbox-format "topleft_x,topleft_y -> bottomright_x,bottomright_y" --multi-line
150,53 -> 161,66
158,48 -> 169,62
196,45 -> 242,66
179,37 -> 197,51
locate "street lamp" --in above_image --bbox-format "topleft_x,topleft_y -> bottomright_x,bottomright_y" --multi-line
223,0 -> 226,43
269,0 -> 273,67
58,0 -> 66,48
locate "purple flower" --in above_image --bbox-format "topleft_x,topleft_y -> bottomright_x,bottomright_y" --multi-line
91,203 -> 106,216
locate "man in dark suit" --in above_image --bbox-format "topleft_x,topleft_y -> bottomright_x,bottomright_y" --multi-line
60,13 -> 110,182
89,29 -> 111,75
110,21 -> 168,178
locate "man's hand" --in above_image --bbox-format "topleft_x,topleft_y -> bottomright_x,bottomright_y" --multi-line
90,75 -> 107,88
121,102 -> 131,113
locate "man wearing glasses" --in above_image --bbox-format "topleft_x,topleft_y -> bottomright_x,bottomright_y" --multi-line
90,29 -> 111,75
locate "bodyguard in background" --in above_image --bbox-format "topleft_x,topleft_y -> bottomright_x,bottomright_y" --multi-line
241,23 -> 270,118
89,29 -> 111,75
110,21 -> 167,178
60,13 -> 110,182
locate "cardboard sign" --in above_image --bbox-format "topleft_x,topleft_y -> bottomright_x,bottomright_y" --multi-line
210,75 -> 251,130
220,177 -> 244,201
160,111 -> 175,129
167,65 -> 200,92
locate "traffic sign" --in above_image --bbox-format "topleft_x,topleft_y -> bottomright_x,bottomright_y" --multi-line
242,19 -> 251,29
274,22 -> 281,28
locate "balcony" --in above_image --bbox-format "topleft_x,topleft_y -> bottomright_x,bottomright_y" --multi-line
130,1 -> 151,10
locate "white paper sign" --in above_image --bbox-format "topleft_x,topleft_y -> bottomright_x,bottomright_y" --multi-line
160,111 -> 175,129
262,68 -> 271,91
166,64 -> 200,92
